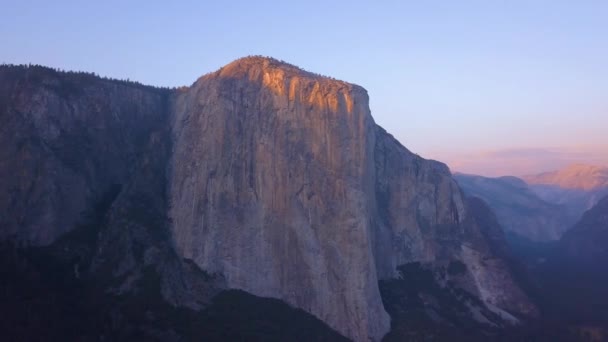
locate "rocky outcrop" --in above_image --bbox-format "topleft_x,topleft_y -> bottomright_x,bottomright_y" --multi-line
372,127 -> 466,275
169,57 -> 390,341
459,197 -> 537,317
0,58 -> 536,341
372,130 -> 534,317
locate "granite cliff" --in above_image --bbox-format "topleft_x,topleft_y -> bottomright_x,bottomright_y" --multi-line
170,58 -> 391,340
0,58 -> 535,341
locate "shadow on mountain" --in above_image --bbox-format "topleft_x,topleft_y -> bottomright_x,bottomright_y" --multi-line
0,186 -> 348,342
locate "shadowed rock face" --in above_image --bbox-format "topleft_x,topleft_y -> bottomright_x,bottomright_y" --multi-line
536,196 -> 608,324
0,66 -> 170,245
371,130 -> 535,318
373,126 -> 466,275
0,57 -> 535,342
0,65 -> 224,312
559,195 -> 608,262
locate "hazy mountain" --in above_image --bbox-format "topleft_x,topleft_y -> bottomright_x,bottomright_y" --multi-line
521,164 -> 608,226
453,165 -> 608,245
523,164 -> 608,191
454,173 -> 575,241
0,58 -> 535,341
456,170 -> 608,338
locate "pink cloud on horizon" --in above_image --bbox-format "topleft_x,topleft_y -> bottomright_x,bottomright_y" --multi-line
429,146 -> 608,177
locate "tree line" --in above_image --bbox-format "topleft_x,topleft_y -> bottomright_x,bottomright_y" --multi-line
0,62 -> 177,91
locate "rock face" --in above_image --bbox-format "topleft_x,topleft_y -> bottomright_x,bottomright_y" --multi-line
454,173 -> 575,241
169,57 -> 534,340
372,131 -> 534,318
0,58 -> 536,341
170,58 -> 390,341
0,66 -> 170,245
0,64 -> 224,312
372,127 -> 466,275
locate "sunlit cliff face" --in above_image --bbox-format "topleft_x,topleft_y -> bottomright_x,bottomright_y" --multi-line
219,56 -> 357,113
208,57 -> 370,179
170,56 -> 390,342
166,57 -> 535,341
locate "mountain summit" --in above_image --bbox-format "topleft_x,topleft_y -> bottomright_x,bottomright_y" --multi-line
216,56 -> 350,83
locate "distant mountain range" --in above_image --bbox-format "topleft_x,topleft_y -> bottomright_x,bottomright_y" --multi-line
453,173 -> 575,241
457,166 -> 608,338
455,164 -> 608,243
523,164 -> 608,191
523,164 -> 608,218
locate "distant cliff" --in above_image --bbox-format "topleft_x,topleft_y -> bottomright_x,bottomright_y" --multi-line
454,173 -> 575,241
0,58 -> 535,341
523,164 -> 608,219
523,164 -> 608,191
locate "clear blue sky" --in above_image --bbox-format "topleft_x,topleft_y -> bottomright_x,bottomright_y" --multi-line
2,0 -> 607,175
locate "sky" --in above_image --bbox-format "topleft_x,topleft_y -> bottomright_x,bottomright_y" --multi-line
1,0 -> 607,176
